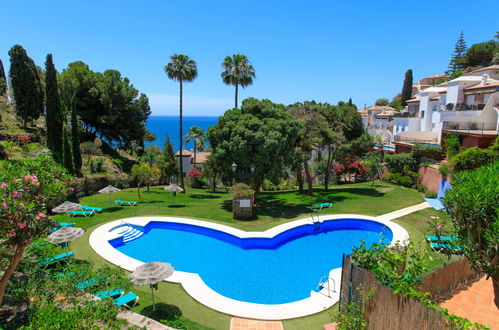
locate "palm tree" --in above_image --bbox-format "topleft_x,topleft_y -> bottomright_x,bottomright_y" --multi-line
221,54 -> 256,108
165,54 -> 198,192
185,126 -> 206,166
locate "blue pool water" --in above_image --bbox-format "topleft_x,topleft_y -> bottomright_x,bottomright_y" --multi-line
113,219 -> 391,304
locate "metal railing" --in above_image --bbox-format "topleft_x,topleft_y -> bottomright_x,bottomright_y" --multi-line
442,103 -> 485,112
442,121 -> 497,133
394,136 -> 438,143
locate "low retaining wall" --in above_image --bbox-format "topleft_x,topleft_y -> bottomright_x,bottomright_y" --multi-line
418,166 -> 444,193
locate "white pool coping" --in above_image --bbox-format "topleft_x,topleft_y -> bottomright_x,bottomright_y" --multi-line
89,214 -> 409,320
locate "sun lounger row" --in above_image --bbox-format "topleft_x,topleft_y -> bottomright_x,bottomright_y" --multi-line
74,275 -> 139,308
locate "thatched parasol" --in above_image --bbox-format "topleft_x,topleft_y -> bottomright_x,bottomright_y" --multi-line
130,262 -> 174,310
98,185 -> 122,206
47,226 -> 85,254
164,184 -> 183,197
52,201 -> 82,221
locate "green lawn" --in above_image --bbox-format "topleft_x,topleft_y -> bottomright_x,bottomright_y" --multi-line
67,181 -> 437,330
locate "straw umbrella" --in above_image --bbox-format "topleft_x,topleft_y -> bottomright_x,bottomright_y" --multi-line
52,201 -> 82,221
130,262 -> 174,310
98,185 -> 121,206
47,226 -> 85,255
164,184 -> 183,197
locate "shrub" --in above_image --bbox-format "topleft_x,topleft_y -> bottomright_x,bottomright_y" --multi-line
88,158 -> 105,174
229,183 -> 254,199
424,189 -> 437,198
80,141 -> 102,155
438,163 -> 450,177
411,144 -> 442,164
111,158 -> 123,170
489,137 -> 499,153
443,161 -> 499,307
449,147 -> 496,172
399,176 -> 413,187
385,153 -> 417,173
443,134 -> 461,158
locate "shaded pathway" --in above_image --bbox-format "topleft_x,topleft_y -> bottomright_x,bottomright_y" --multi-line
439,276 -> 498,329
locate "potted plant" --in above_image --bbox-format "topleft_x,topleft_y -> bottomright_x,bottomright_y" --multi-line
469,121 -> 478,130
229,183 -> 255,219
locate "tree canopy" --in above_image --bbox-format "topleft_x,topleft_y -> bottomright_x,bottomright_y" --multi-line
59,61 -> 152,149
463,40 -> 498,68
44,54 -> 64,161
8,45 -> 43,126
0,59 -> 6,97
447,31 -> 467,74
208,98 -> 301,193
221,54 -> 256,108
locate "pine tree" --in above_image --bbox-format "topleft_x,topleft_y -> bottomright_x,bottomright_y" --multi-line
0,59 -> 7,96
401,69 -> 413,107
63,128 -> 74,175
71,106 -> 82,176
44,54 -> 64,161
8,45 -> 43,126
447,31 -> 467,74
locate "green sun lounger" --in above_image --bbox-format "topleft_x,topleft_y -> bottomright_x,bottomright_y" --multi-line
68,210 -> 94,217
82,206 -> 104,213
94,288 -> 124,299
425,235 -> 457,243
76,276 -> 101,290
115,200 -> 138,207
113,292 -> 139,308
37,251 -> 74,266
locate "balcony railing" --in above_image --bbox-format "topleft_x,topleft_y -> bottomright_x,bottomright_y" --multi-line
442,103 -> 485,112
394,136 -> 438,143
442,121 -> 497,133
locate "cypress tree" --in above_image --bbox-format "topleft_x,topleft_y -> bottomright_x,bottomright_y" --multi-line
63,128 -> 74,175
8,45 -> 43,126
0,59 -> 6,96
447,31 -> 467,74
348,98 -> 353,106
401,69 -> 413,107
70,106 -> 82,176
44,54 -> 64,161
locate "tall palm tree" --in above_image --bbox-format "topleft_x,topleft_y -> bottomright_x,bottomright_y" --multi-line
221,54 -> 256,108
165,54 -> 198,192
185,126 -> 206,166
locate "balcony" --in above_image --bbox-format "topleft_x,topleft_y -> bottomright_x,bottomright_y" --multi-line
442,121 -> 497,134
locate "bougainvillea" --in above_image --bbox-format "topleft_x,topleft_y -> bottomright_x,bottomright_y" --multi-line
0,156 -> 72,303
187,169 -> 203,178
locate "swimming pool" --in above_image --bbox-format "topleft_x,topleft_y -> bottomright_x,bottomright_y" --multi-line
90,215 -> 408,319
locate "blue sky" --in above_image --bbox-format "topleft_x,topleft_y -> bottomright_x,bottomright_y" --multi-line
1,0 -> 498,116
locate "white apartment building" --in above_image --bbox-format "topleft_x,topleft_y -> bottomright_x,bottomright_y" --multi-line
393,65 -> 499,144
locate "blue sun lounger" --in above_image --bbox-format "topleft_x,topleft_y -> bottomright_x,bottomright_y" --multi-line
76,276 -> 101,290
94,288 -> 124,299
113,292 -> 139,308
37,251 -> 74,266
425,235 -> 457,243
115,200 -> 138,207
430,242 -> 462,253
68,210 -> 94,217
58,222 -> 75,227
314,202 -> 333,209
82,206 -> 104,213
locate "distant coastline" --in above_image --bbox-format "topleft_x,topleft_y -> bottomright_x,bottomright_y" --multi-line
146,115 -> 219,151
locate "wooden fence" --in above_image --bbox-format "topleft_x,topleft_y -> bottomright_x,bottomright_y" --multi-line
339,255 -> 480,330
419,258 -> 481,301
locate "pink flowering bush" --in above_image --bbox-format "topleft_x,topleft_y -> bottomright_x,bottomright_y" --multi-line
0,156 -> 72,303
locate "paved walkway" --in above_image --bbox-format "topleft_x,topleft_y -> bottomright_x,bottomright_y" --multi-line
439,276 -> 498,329
376,202 -> 430,221
230,318 -> 283,330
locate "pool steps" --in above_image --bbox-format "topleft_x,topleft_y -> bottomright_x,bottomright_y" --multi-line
111,224 -> 144,243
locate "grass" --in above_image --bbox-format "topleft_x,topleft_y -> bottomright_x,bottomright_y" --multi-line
66,181 -> 441,329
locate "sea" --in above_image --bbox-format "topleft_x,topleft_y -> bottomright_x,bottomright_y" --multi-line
145,116 -> 219,151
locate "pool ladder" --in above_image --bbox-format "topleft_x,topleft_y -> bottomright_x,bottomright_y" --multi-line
310,209 -> 322,230
316,275 -> 336,298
